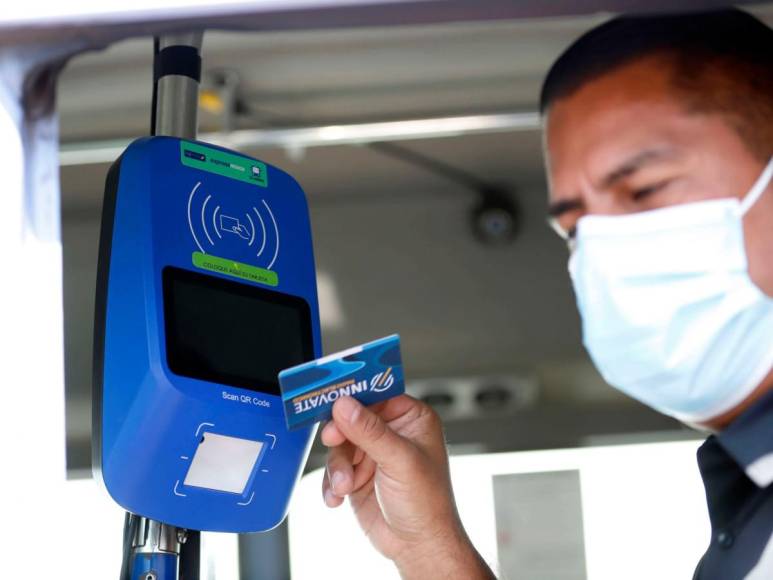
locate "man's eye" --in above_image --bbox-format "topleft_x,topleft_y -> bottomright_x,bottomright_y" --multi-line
632,182 -> 667,200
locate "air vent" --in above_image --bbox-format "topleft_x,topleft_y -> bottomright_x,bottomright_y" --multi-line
408,374 -> 538,420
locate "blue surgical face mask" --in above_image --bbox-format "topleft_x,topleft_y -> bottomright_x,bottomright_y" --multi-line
568,157 -> 773,423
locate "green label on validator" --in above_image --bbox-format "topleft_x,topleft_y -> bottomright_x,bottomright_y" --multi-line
180,141 -> 268,187
192,252 -> 278,287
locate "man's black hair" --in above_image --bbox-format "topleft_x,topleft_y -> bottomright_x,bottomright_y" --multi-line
540,8 -> 773,159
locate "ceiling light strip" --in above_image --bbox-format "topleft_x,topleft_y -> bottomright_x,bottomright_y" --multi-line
59,111 -> 541,167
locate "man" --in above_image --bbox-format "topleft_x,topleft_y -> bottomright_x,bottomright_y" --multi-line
321,8 -> 773,579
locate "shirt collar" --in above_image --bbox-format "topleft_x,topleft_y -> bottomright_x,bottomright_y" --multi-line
716,386 -> 773,488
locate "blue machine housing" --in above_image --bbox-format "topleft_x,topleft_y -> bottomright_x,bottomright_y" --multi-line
93,136 -> 320,532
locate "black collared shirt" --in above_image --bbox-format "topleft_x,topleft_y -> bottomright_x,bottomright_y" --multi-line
693,388 -> 773,579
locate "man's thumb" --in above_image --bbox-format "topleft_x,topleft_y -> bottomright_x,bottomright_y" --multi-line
332,396 -> 411,470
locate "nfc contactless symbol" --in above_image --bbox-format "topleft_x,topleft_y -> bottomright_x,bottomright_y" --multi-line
370,367 -> 395,393
187,181 -> 280,269
219,214 -> 250,239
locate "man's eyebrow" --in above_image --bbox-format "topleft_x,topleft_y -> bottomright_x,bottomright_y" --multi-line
547,197 -> 583,218
601,148 -> 678,189
547,148 -> 678,218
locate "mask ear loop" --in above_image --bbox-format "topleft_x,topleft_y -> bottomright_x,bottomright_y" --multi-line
739,156 -> 773,215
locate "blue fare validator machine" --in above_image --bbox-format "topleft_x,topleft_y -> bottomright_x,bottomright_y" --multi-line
93,136 -> 321,533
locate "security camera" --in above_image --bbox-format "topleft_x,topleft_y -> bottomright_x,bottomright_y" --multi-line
471,189 -> 520,244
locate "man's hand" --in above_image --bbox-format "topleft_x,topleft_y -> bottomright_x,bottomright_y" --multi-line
321,394 -> 494,580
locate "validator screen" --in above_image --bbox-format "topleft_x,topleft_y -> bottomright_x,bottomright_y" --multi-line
163,266 -> 313,396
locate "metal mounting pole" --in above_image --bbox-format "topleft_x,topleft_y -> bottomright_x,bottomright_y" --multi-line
125,514 -> 187,580
154,32 -> 203,139
120,31 -> 204,580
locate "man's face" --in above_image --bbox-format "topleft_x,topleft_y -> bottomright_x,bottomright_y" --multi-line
543,55 -> 773,428
544,55 -> 773,295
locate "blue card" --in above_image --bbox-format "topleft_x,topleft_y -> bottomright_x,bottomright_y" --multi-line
278,334 -> 404,431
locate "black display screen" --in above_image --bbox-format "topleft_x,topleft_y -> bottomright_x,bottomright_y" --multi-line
163,267 -> 313,396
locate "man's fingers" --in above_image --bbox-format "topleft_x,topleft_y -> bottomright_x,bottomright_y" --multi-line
322,468 -> 344,508
372,394 -> 423,423
323,394 -> 435,502
331,396 -> 414,472
323,395 -> 431,449
352,455 -> 377,491
326,442 -> 356,497
320,421 -> 346,447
